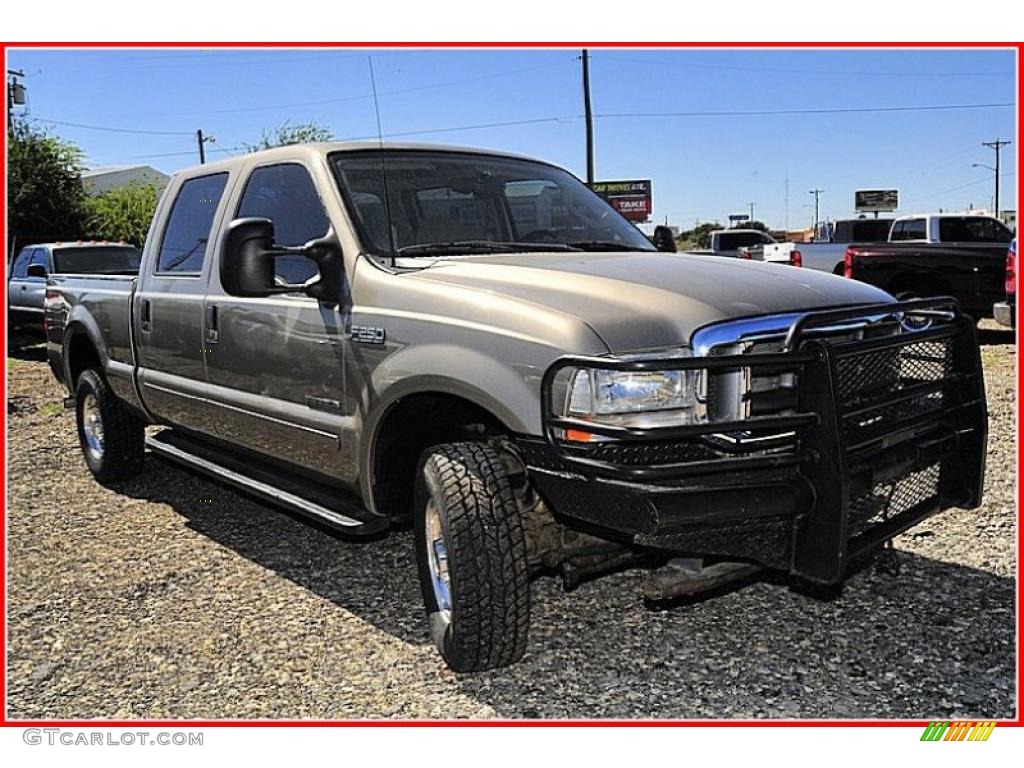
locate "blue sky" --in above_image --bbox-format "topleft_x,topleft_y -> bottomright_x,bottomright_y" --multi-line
6,47 -> 1017,229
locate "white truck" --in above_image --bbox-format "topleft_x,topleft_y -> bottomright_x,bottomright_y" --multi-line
686,228 -> 776,259
762,218 -> 892,274
888,213 -> 1014,244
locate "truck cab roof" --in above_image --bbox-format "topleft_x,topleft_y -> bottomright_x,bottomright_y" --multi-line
172,141 -> 555,179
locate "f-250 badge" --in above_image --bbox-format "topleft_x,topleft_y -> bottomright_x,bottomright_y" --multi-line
350,324 -> 386,345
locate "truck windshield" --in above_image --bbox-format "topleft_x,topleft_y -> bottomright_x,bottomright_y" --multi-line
52,246 -> 142,274
938,217 -> 1013,244
330,150 -> 655,257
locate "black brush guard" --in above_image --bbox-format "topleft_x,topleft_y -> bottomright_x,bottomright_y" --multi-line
518,298 -> 987,584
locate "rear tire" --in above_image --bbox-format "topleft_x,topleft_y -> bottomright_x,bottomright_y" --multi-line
414,441 -> 531,672
75,369 -> 145,483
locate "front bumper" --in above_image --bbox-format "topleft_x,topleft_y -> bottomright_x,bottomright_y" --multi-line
993,300 -> 1015,328
518,299 -> 987,585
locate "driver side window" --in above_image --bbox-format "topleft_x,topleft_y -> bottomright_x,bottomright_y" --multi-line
236,163 -> 330,285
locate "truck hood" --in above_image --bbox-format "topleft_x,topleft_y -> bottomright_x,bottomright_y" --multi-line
408,251 -> 894,352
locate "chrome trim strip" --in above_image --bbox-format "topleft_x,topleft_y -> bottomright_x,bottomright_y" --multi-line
143,382 -> 339,442
145,434 -> 364,528
691,311 -> 895,356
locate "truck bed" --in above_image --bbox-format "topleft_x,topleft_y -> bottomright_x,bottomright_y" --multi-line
45,273 -> 137,398
844,242 -> 1006,318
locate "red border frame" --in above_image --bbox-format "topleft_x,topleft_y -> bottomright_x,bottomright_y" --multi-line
0,40 -> 1020,729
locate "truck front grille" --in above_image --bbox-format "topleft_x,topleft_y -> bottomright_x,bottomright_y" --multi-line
834,335 -> 955,448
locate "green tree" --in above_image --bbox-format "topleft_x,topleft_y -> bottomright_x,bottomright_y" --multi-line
7,121 -> 86,259
679,221 -> 723,249
84,182 -> 161,246
244,120 -> 333,152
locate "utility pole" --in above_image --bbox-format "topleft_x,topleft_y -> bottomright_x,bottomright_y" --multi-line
809,188 -> 824,229
196,129 -> 216,165
7,69 -> 26,131
746,202 -> 756,224
981,138 -> 1011,218
581,49 -> 595,185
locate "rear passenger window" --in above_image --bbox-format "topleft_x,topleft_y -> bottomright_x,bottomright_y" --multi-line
906,219 -> 927,239
891,220 -> 925,241
157,173 -> 228,273
11,248 -> 34,278
236,163 -> 330,284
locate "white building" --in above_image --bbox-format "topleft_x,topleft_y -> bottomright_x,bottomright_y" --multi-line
82,165 -> 170,197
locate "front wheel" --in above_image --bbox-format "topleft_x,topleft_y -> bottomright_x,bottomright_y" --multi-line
414,441 -> 531,672
75,369 -> 145,483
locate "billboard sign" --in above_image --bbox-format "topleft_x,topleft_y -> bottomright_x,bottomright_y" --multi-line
855,189 -> 899,213
591,179 -> 652,222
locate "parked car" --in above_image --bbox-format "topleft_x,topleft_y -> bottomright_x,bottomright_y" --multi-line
8,242 -> 141,330
686,228 -> 776,258
993,238 -> 1016,329
763,218 -> 893,273
843,239 -> 1006,318
888,213 -> 1013,244
46,143 -> 987,672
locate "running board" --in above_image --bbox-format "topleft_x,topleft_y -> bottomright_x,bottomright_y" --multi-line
145,430 -> 387,536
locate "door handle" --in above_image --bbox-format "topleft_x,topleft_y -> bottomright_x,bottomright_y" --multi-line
205,304 -> 219,344
140,299 -> 152,333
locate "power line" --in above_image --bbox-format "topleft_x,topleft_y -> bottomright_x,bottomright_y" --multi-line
336,115 -> 580,142
595,102 -> 1014,119
590,53 -> 1012,78
38,99 -> 1010,144
27,116 -> 195,136
901,172 -> 1016,205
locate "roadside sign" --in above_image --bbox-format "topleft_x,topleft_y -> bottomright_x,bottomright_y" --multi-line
728,214 -> 750,223
855,189 -> 899,213
591,179 -> 652,222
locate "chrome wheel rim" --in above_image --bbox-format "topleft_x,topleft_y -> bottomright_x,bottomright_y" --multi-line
81,393 -> 104,460
424,498 -> 452,624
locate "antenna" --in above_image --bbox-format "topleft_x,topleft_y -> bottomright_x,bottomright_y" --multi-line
367,56 -> 397,266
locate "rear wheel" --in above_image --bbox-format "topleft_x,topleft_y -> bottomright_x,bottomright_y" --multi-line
75,369 -> 145,483
414,441 -> 531,672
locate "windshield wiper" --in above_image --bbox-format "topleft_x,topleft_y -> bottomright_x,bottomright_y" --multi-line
562,240 -> 653,252
395,240 -> 579,257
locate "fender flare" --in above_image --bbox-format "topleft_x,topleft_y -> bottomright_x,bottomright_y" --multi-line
61,312 -> 108,389
356,347 -> 542,513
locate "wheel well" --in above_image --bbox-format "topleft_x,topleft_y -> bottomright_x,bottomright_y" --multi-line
371,393 -> 506,523
832,263 -> 845,276
66,330 -> 101,389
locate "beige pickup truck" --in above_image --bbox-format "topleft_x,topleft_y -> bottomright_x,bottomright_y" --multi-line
46,142 -> 988,671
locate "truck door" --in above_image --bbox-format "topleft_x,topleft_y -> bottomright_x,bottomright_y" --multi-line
134,171 -> 231,436
203,161 -> 350,479
21,247 -> 50,312
8,247 -> 36,314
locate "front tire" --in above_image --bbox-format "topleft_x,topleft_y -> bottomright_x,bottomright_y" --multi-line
414,441 -> 531,672
75,369 -> 145,483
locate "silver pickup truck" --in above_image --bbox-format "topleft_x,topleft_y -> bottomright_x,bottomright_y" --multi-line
8,241 -> 140,329
46,142 -> 988,672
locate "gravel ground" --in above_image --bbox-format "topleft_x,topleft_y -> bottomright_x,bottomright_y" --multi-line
5,324 -> 1017,720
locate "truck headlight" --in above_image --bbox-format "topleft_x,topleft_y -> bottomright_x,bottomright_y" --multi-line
563,352 -> 697,430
